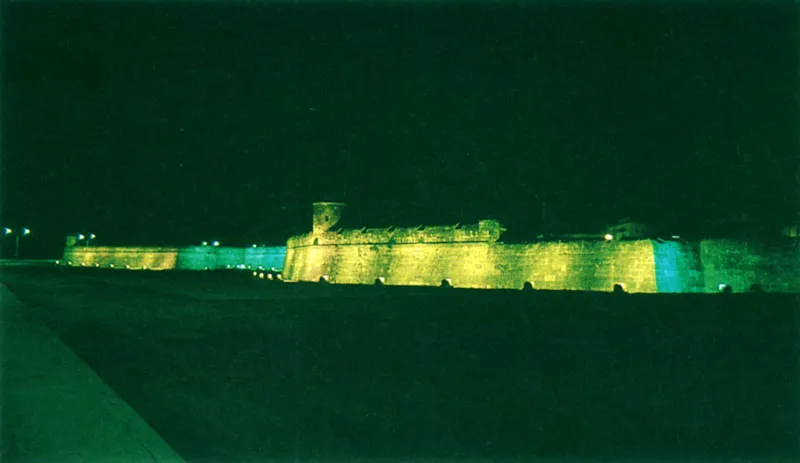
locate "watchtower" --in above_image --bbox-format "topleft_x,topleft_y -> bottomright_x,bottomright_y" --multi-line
313,202 -> 347,235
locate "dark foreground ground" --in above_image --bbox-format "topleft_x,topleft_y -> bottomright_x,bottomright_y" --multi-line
2,267 -> 798,462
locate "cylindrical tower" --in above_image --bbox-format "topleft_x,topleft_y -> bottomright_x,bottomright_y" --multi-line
313,202 -> 347,235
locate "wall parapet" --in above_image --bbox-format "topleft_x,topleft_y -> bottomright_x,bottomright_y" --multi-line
288,219 -> 506,248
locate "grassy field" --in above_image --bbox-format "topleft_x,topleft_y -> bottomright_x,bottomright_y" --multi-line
2,267 -> 798,462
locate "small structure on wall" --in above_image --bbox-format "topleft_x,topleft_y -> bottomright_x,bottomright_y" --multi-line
605,218 -> 649,239
313,202 -> 347,235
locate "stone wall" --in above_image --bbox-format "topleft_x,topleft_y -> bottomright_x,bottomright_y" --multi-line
62,246 -> 287,271
283,239 -> 658,292
287,220 -> 504,248
284,236 -> 800,293
699,239 -> 800,293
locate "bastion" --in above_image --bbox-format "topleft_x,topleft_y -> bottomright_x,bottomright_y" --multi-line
283,202 -> 800,293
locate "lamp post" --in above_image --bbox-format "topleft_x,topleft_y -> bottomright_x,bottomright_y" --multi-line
4,227 -> 31,258
17,228 -> 31,257
3,227 -> 12,258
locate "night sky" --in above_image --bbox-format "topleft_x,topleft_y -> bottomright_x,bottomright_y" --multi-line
2,1 -> 798,256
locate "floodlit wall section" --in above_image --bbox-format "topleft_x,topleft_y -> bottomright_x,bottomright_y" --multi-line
283,239 -> 658,292
62,246 -> 287,271
284,234 -> 800,293
489,240 -> 657,292
651,241 -> 705,293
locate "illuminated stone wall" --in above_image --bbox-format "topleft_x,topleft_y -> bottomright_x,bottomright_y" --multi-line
651,240 -> 705,293
62,246 -> 287,271
698,239 -> 800,293
283,238 -> 659,292
487,240 -> 657,292
284,229 -> 799,293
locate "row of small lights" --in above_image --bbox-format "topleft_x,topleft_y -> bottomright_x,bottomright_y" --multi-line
201,242 -> 263,248
252,270 -> 283,281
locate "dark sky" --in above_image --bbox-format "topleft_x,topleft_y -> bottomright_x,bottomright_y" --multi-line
2,1 -> 798,255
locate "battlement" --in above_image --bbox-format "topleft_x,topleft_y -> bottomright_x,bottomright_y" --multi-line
288,219 -> 505,248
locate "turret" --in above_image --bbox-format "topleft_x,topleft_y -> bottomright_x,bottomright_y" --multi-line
313,202 -> 347,235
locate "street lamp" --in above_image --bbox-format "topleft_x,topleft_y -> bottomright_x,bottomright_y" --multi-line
77,233 -> 96,247
3,227 -> 32,258
212,241 -> 220,247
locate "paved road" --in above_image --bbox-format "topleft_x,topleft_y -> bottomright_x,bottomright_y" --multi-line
2,268 -> 798,462
1,282 -> 183,462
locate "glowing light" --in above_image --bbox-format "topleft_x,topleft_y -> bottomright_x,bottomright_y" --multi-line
267,273 -> 274,280
90,233 -> 96,239
202,241 -> 208,246
252,244 -> 258,248
604,234 -> 614,241
277,273 -> 283,280
259,272 -> 265,279
3,228 -> 11,235
718,283 -> 728,291
22,228 -> 31,236
109,264 -> 115,268
213,241 -> 220,247
253,271 -> 258,277
78,234 -> 85,240
55,260 -> 61,265
671,235 -> 680,239
95,263 -> 100,267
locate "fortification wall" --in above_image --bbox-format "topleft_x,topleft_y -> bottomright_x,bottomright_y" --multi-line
284,237 -> 799,293
488,241 -> 657,292
62,246 -> 287,271
698,239 -> 800,293
651,241 -> 705,293
283,240 -> 658,292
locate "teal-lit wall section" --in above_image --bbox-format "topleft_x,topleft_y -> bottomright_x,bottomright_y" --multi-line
242,247 -> 286,270
175,246 -> 218,270
652,241 -> 705,293
65,246 -> 287,271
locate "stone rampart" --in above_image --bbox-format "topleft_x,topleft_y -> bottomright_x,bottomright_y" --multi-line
61,246 -> 287,271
